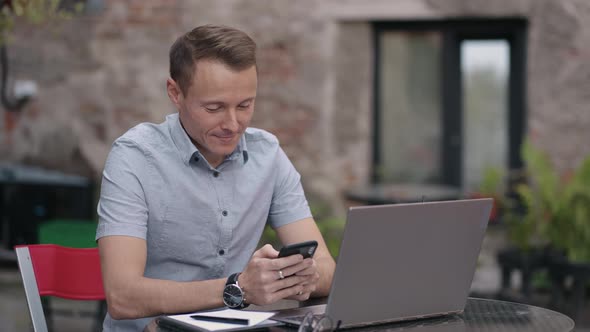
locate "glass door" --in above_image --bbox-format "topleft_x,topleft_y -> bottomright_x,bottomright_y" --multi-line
461,40 -> 510,191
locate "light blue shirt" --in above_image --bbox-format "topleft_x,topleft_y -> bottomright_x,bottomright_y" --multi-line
96,113 -> 312,331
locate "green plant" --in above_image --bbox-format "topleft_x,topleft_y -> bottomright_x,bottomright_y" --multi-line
259,224 -> 280,249
315,216 -> 345,258
472,166 -> 505,222
257,202 -> 346,259
478,167 -> 504,196
471,167 -> 539,252
510,140 -> 590,262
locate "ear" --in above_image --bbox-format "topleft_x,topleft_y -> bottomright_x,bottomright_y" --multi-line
166,78 -> 183,109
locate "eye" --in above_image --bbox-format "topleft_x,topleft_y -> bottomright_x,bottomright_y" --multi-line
238,102 -> 251,110
205,105 -> 222,112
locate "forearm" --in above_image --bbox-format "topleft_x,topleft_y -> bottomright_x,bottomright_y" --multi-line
312,255 -> 335,297
106,276 -> 226,319
99,236 -> 228,319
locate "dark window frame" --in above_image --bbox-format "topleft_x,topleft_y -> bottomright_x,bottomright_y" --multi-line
372,18 -> 528,187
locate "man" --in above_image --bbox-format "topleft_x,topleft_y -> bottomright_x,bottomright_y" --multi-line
96,24 -> 335,331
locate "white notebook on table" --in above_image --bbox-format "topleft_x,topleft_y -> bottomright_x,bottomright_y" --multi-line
158,308 -> 280,332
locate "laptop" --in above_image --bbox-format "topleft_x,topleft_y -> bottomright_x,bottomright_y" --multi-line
273,198 -> 492,329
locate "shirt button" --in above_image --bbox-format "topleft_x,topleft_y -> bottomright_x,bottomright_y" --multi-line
193,156 -> 199,162
219,249 -> 225,255
222,210 -> 228,217
213,171 -> 220,177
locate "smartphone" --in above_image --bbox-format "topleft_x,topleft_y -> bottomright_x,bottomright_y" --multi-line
278,240 -> 318,258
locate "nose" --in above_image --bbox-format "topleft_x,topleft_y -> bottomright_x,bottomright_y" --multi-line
220,108 -> 239,132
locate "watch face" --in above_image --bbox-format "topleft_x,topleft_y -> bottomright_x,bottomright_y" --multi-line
223,284 -> 244,308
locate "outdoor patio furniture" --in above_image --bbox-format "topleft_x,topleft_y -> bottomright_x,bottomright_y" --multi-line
15,244 -> 105,332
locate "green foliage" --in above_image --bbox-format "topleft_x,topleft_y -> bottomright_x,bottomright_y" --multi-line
259,223 -> 280,249
507,140 -> 590,262
309,201 -> 345,258
478,167 -> 504,196
531,270 -> 551,291
504,196 -> 541,253
258,201 -> 346,259
315,216 -> 345,258
0,0 -> 83,44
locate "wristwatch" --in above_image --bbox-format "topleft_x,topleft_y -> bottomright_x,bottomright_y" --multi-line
223,272 -> 249,309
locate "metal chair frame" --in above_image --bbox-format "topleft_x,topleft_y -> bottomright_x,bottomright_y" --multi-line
15,244 -> 106,332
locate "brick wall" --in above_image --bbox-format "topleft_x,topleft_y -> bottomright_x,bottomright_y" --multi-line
2,0 -> 589,213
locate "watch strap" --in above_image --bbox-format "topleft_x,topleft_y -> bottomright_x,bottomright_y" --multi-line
226,272 -> 241,286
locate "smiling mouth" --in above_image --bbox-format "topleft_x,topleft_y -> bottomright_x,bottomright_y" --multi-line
216,135 -> 235,143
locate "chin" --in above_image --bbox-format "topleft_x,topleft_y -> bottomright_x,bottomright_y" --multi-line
207,137 -> 239,155
215,145 -> 238,156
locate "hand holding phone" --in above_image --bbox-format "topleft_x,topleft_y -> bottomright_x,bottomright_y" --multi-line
278,240 -> 318,259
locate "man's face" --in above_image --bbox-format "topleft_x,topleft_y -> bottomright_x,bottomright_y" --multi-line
168,60 -> 257,167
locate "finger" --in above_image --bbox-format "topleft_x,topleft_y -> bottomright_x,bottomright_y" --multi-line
284,283 -> 315,301
241,274 -> 296,305
291,258 -> 316,276
271,254 -> 304,271
288,274 -> 315,286
286,292 -> 310,301
256,282 -> 304,304
273,283 -> 306,301
280,258 -> 313,277
264,270 -> 315,289
289,272 -> 319,291
294,266 -> 314,276
269,274 -> 309,292
254,244 -> 279,258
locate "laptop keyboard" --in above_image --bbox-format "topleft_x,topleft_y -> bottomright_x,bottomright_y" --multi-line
288,314 -> 325,323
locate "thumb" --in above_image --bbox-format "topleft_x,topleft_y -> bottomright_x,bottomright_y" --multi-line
254,244 -> 279,258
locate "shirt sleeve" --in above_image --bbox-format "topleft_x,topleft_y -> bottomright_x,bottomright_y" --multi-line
95,138 -> 150,240
268,147 -> 312,229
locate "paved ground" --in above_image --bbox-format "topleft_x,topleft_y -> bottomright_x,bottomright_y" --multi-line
1,228 -> 588,331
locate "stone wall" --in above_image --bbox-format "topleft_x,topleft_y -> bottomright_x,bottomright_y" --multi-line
1,0 -> 589,214
425,0 -> 590,173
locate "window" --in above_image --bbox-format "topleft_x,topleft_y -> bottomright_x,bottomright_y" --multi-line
373,19 -> 527,190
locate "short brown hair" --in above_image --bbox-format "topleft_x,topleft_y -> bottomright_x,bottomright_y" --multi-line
169,24 -> 257,95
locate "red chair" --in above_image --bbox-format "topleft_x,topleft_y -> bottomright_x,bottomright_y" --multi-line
15,244 -> 106,332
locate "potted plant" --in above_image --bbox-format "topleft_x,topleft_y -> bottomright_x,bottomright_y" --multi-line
509,140 -> 590,317
479,143 -> 547,301
513,140 -> 590,262
470,165 -> 542,245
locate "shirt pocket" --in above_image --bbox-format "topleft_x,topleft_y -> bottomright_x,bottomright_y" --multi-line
160,204 -> 219,264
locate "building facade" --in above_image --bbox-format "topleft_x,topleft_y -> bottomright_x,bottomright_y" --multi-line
1,0 -> 589,214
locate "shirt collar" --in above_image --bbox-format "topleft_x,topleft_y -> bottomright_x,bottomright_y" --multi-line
168,113 -> 249,166
228,134 -> 249,164
168,113 -> 198,165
